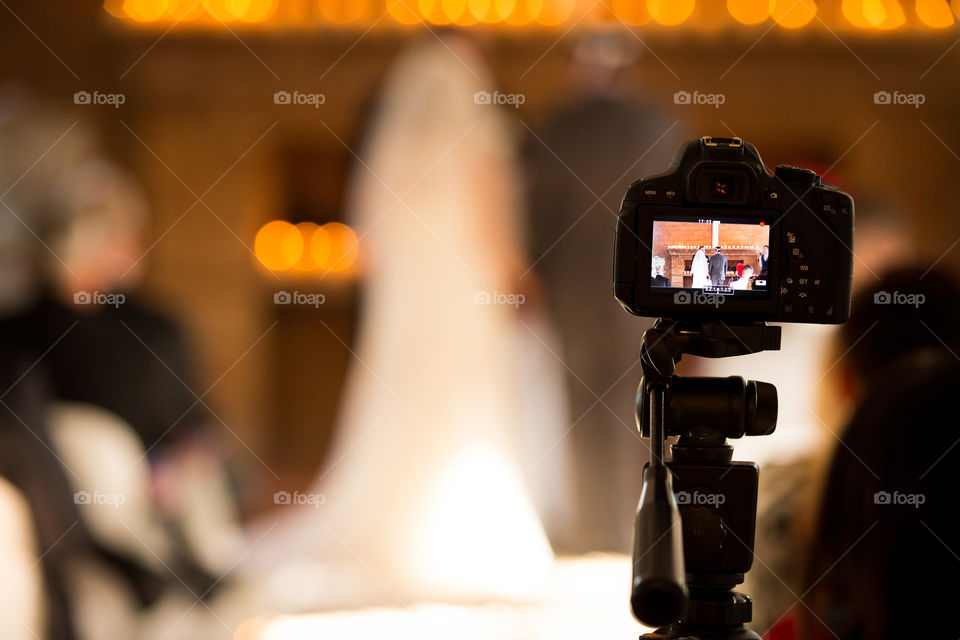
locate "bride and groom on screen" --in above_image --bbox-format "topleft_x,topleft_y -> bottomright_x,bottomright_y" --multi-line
691,245 -> 725,288
691,245 -> 765,291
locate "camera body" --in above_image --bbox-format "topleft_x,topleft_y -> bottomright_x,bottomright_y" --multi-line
614,137 -> 853,323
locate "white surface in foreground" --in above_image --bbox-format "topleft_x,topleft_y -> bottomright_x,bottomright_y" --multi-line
244,555 -> 650,640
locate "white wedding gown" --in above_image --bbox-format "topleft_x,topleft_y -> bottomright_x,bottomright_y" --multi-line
237,33 -> 567,612
691,250 -> 709,288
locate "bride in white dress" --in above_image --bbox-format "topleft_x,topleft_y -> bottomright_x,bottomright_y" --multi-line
236,32 -> 567,613
691,246 -> 709,288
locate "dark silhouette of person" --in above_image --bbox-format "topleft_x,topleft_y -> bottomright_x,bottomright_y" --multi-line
524,31 -> 688,551
651,260 -> 669,287
765,267 -> 960,640
0,331 -> 171,640
758,244 -> 770,277
707,246 -> 727,285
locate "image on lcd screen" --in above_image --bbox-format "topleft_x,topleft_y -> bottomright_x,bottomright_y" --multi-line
650,217 -> 771,296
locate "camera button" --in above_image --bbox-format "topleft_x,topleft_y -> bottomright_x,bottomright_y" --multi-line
665,189 -> 677,199
837,196 -> 852,216
643,186 -> 657,198
775,165 -> 821,187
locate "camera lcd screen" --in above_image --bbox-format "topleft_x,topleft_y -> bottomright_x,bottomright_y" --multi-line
650,216 -> 771,298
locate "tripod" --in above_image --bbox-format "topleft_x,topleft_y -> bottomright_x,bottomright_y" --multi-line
630,319 -> 781,640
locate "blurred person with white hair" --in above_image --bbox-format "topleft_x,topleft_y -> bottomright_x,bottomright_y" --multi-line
2,155 -> 245,638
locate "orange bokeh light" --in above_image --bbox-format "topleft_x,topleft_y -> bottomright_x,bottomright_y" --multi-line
123,0 -> 170,21
318,0 -> 368,24
420,0 -> 454,24
255,220 -> 303,271
916,0 -> 954,26
536,0 -> 575,25
855,0 -> 906,27
254,221 -> 358,275
842,0 -> 873,26
240,0 -> 278,22
728,0 -> 774,24
772,0 -> 817,27
291,223 -> 320,271
309,226 -> 333,269
323,222 -> 360,273
388,0 -> 422,24
647,0 -> 695,25
165,0 -> 207,20
612,0 -> 652,24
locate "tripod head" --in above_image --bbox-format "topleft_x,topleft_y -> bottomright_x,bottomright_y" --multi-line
631,320 -> 780,639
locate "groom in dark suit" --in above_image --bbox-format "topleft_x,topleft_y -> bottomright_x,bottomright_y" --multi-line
708,246 -> 727,286
758,244 -> 770,277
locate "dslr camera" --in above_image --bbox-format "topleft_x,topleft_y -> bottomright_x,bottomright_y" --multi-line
614,136 -> 853,323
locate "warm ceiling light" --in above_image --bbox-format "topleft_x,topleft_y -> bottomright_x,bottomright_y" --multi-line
255,220 -> 303,271
842,0 -> 873,26
647,0 -> 695,25
223,0 -> 251,19
772,0 -> 817,27
490,0 -> 515,22
388,0 -> 422,24
318,0 -> 367,24
292,222 -> 320,271
164,0 -> 206,19
503,0 -> 542,25
322,222 -> 360,273
728,0 -> 774,24
123,0 -> 170,21
536,0 -> 575,25
308,226 -> 332,270
874,0 -> 905,27
443,0 -> 473,23
449,0 -> 480,24
199,0 -> 227,20
953,0 -> 960,17
861,0 -> 887,23
613,0 -> 653,24
419,0 -> 452,24
467,0 -> 493,22
242,0 -> 278,22
916,0 -> 954,25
